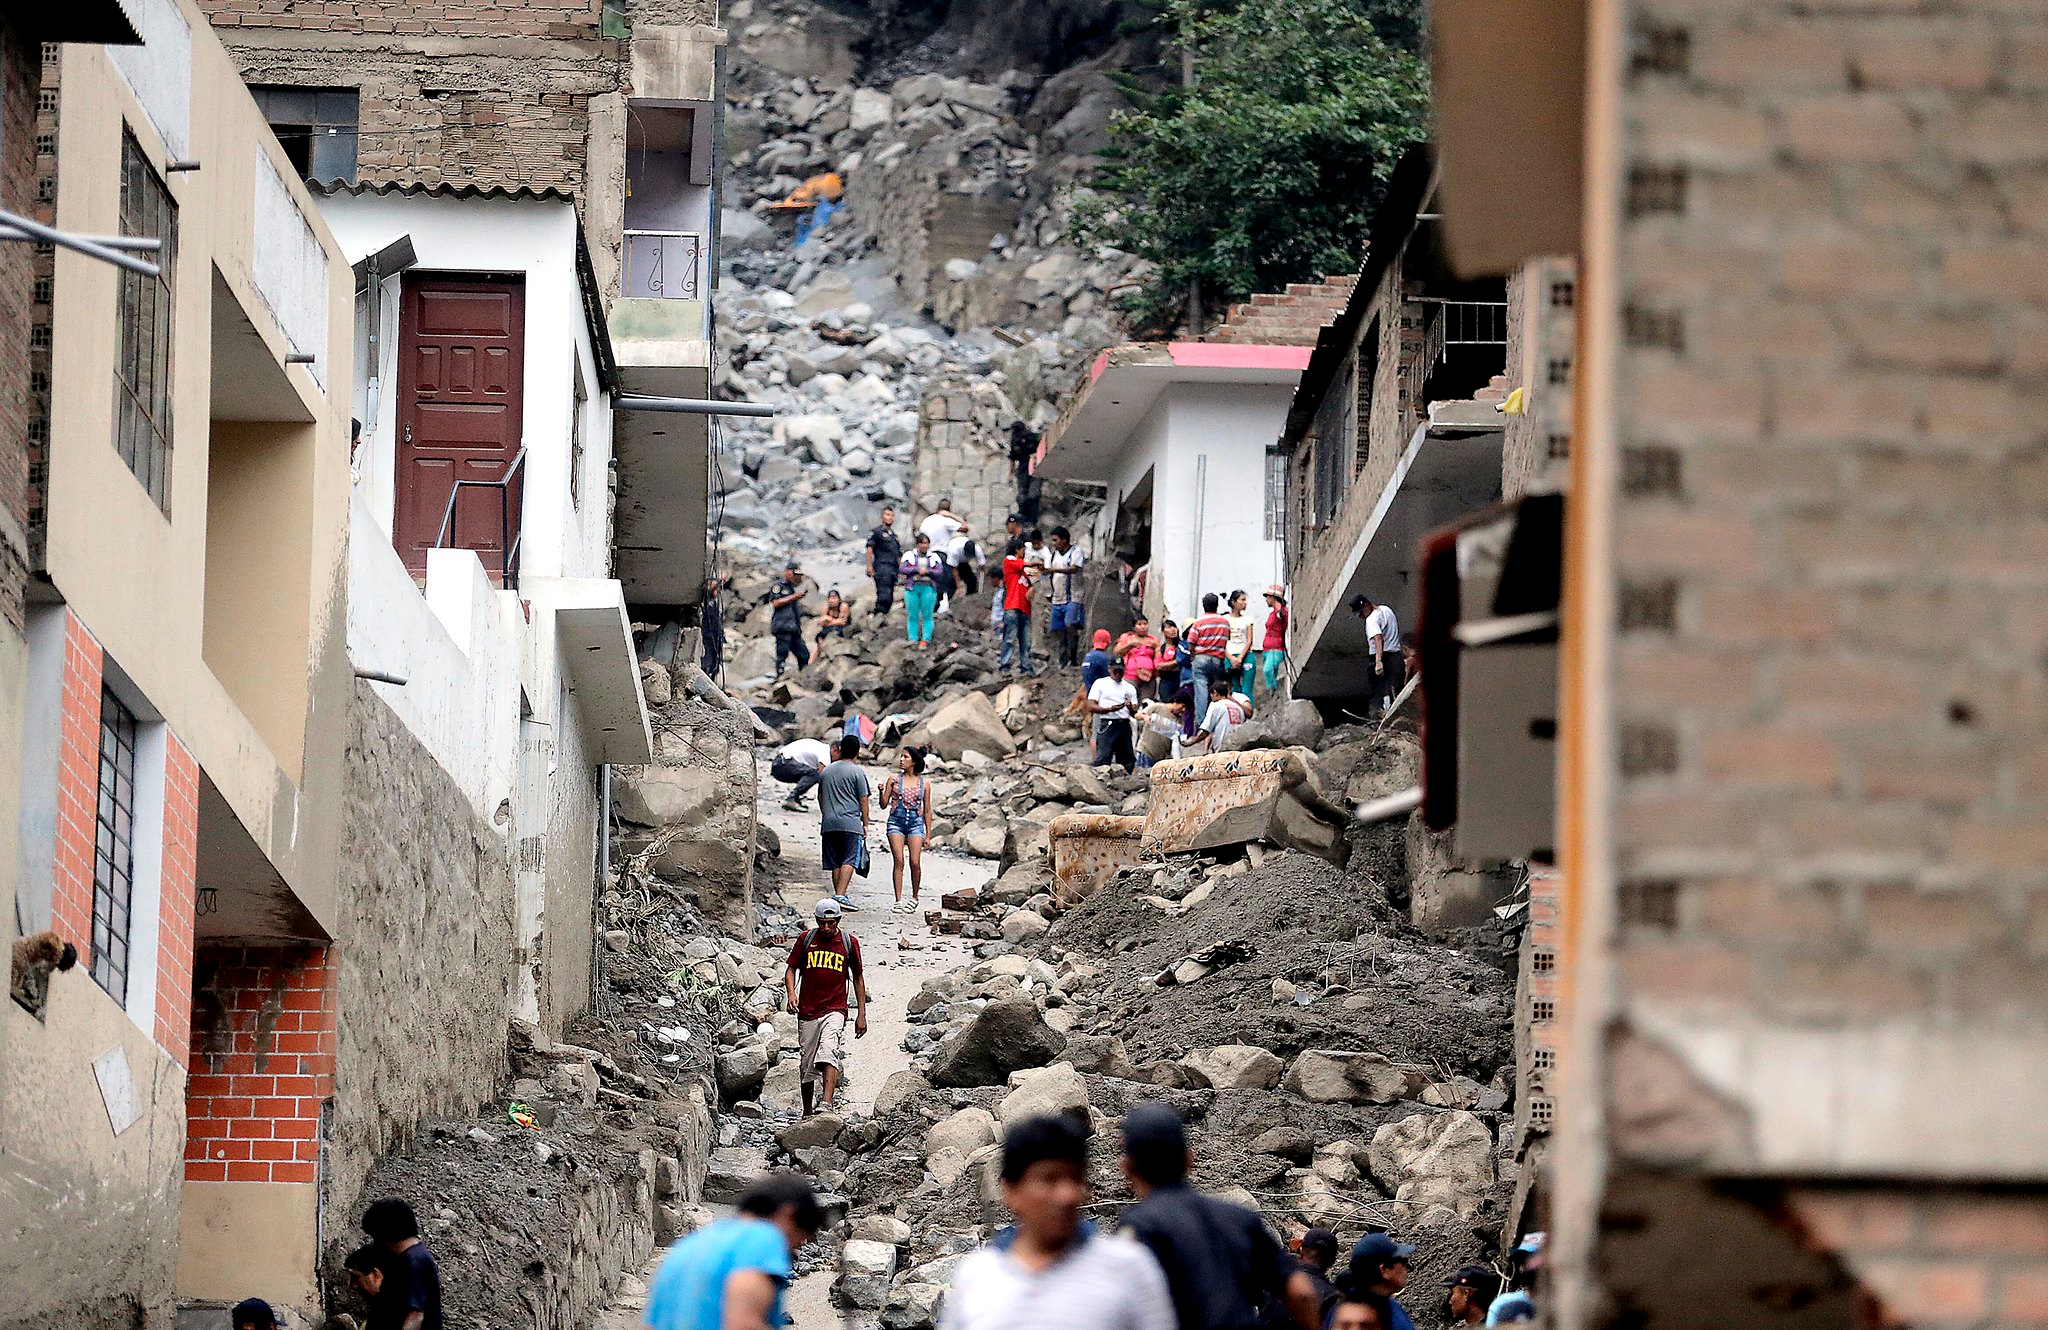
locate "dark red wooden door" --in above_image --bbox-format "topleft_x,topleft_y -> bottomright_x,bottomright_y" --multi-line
394,275 -> 526,580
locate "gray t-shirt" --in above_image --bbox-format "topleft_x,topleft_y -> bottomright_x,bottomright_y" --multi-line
818,760 -> 871,834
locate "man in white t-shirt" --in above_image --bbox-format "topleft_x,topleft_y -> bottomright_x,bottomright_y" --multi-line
1086,656 -> 1140,772
919,501 -> 967,611
771,735 -> 835,811
1349,593 -> 1405,718
1042,526 -> 1087,667
1191,679 -> 1247,753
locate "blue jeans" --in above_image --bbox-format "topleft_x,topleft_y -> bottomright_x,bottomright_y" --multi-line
904,583 -> 937,643
1000,608 -> 1033,673
1190,654 -> 1227,706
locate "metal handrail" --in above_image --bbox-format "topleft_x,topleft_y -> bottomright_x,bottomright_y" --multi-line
623,229 -> 704,300
432,447 -> 528,590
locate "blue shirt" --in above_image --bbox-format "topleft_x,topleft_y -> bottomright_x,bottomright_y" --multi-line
1082,649 -> 1110,690
646,1217 -> 793,1330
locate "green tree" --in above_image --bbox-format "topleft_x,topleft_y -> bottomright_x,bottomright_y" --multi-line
1071,0 -> 1430,334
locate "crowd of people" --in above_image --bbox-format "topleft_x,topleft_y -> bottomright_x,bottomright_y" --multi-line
640,1105 -> 1541,1330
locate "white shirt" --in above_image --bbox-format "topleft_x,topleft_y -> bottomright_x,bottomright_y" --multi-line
1023,542 -> 1049,580
1087,677 -> 1139,720
777,738 -> 832,768
920,512 -> 964,554
1201,697 -> 1246,743
1224,612 -> 1257,659
1366,604 -> 1402,654
940,1234 -> 1176,1330
947,533 -> 983,568
1044,546 -> 1085,604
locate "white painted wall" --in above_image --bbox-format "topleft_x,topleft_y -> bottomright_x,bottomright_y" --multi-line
1087,381 -> 1292,626
251,151 -> 330,384
320,192 -> 615,584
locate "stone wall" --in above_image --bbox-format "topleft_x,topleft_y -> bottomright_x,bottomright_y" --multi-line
913,379 -> 1020,549
325,681 -> 517,1234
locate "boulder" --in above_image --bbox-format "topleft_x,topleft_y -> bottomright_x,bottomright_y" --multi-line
1284,1050 -> 1417,1104
926,1106 -> 999,1157
959,817 -> 1009,859
715,1044 -> 769,1103
1248,1125 -> 1314,1163
849,88 -> 895,133
838,1239 -> 899,1309
928,998 -> 1066,1087
776,1112 -> 845,1152
882,1282 -> 945,1330
925,691 -> 1020,762
998,1062 -> 1090,1126
780,413 -> 846,464
1062,1033 -> 1136,1078
703,1147 -> 765,1203
613,767 -> 725,826
1001,910 -> 1049,944
853,1215 -> 914,1247
1181,1044 -> 1286,1091
1367,1110 -> 1496,1220
873,1069 -> 930,1118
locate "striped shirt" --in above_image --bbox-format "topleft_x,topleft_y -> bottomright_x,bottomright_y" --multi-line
1184,614 -> 1232,658
941,1233 -> 1176,1330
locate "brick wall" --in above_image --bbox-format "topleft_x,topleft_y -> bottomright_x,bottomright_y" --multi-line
201,0 -> 600,39
1500,257 -> 1577,501
49,610 -> 103,958
185,945 -> 336,1186
0,25 -> 33,635
156,737 -> 199,1062
1211,276 -> 1358,347
1577,0 -> 2048,1324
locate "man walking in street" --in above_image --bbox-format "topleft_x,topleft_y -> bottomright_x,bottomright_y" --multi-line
941,1114 -> 1176,1330
817,734 -> 870,906
360,1199 -> 443,1330
1117,1103 -> 1322,1330
866,506 -> 903,618
770,561 -> 809,676
1343,1233 -> 1417,1330
1087,655 -> 1140,772
1185,594 -> 1233,702
1043,527 -> 1086,667
644,1172 -> 824,1330
785,899 -> 868,1116
1348,595 -> 1404,717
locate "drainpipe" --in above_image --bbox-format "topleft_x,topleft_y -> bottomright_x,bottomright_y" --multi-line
594,762 -> 612,1012
1189,454 -> 1208,608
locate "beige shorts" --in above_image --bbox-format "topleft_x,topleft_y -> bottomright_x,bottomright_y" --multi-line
798,1011 -> 847,1083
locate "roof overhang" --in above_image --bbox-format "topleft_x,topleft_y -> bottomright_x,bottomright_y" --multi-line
1431,0 -> 1586,276
1034,342 -> 1313,478
531,579 -> 654,763
16,0 -> 141,43
1293,406 -> 1507,699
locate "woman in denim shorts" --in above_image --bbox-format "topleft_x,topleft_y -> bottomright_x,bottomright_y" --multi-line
880,747 -> 932,915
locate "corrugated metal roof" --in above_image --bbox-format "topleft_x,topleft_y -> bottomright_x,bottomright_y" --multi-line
307,179 -> 579,204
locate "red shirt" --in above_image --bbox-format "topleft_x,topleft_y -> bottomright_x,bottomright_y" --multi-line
787,928 -> 863,1019
1002,555 -> 1033,612
1185,614 -> 1232,657
1263,605 -> 1288,651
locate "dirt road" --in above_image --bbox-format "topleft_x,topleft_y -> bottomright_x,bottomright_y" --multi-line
598,762 -> 999,1330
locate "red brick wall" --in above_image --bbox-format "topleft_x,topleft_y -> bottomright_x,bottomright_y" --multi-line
1213,276 -> 1358,346
156,738 -> 199,1063
185,945 -> 336,1185
49,610 -> 103,957
1786,1189 -> 2048,1329
0,25 -> 34,634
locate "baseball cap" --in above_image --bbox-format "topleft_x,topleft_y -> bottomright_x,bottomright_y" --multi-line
1351,1232 -> 1417,1268
1093,629 -> 1111,648
1445,1265 -> 1500,1295
1348,593 -> 1370,612
814,898 -> 842,919
231,1300 -> 278,1330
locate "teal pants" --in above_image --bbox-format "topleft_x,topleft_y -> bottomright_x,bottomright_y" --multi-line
905,584 -> 937,643
1260,648 -> 1285,694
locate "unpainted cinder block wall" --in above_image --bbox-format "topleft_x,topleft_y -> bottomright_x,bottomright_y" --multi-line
1572,0 -> 2048,1324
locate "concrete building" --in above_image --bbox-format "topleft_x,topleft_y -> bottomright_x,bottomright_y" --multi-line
1031,279 -> 1353,631
1,0 -> 356,1320
1427,0 -> 2048,1323
1274,152 -> 1510,705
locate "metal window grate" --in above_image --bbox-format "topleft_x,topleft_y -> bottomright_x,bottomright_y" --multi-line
91,687 -> 140,1004
1263,449 -> 1286,541
623,230 -> 704,300
115,130 -> 176,511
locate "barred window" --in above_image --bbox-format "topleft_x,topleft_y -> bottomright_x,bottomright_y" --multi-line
92,688 -> 141,1004
115,130 -> 176,511
1263,450 -> 1287,541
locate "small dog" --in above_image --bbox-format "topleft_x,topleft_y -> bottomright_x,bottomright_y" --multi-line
11,930 -> 78,1014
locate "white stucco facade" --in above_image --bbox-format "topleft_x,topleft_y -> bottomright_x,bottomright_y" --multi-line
324,189 -> 649,1033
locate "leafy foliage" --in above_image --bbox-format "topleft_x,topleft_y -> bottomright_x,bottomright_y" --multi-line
1070,0 -> 1430,333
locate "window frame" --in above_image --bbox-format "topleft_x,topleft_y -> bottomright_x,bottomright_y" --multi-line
248,85 -> 360,185
91,686 -> 141,1004
114,129 -> 176,512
